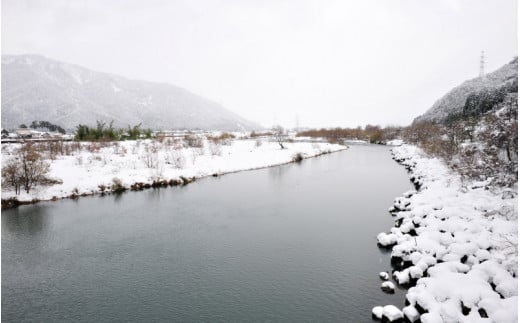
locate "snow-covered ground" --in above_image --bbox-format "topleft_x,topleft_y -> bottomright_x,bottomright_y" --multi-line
1,138 -> 346,204
375,144 -> 517,323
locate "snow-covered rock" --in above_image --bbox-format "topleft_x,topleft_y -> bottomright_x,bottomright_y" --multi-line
402,305 -> 420,323
381,281 -> 395,293
375,144 -> 518,323
372,306 -> 384,319
382,305 -> 403,322
377,232 -> 398,247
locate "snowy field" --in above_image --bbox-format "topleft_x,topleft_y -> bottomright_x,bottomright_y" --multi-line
375,144 -> 517,323
1,138 -> 346,204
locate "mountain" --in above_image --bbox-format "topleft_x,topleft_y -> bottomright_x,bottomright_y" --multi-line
414,57 -> 518,123
1,54 -> 260,131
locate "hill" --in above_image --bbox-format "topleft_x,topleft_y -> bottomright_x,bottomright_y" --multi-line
1,54 -> 260,131
414,57 -> 517,123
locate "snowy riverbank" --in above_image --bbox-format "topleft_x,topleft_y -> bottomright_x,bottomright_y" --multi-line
374,144 -> 517,323
1,139 -> 346,207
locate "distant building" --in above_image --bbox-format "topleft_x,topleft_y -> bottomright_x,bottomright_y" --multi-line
15,128 -> 34,138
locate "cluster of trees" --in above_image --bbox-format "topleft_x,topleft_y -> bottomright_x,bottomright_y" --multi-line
404,95 -> 518,186
75,121 -> 152,141
29,120 -> 66,134
2,143 -> 51,194
297,125 -> 402,144
462,80 -> 517,118
292,87 -> 517,187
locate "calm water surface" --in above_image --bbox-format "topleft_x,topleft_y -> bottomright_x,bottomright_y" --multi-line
3,144 -> 412,322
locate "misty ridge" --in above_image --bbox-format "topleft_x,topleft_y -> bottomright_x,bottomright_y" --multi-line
2,54 -> 260,131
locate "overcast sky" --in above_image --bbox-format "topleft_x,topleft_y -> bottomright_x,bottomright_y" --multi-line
2,0 -> 517,128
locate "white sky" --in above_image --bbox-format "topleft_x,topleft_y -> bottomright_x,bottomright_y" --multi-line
2,0 -> 517,128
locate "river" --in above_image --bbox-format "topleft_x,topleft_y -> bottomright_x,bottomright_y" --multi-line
2,144 -> 412,322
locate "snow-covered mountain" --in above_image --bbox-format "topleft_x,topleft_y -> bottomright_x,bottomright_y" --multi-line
414,57 -> 518,123
1,54 -> 260,131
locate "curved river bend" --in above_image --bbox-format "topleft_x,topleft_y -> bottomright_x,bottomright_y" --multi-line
3,144 -> 412,322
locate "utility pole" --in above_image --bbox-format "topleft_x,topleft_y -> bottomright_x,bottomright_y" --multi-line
479,51 -> 485,78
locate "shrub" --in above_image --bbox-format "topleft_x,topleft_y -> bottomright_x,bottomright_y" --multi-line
292,153 -> 304,163
111,177 -> 126,193
139,143 -> 159,168
167,150 -> 186,169
209,142 -> 223,156
208,132 -> 235,146
184,134 -> 204,148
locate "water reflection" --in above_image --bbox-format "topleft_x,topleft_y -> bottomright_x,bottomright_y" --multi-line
2,205 -> 49,236
113,191 -> 127,204
268,163 -> 290,181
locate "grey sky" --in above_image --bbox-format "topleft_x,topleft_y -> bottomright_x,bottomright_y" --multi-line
2,0 -> 517,128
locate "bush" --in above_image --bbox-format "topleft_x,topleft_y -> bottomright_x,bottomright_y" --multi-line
292,153 -> 304,163
208,132 -> 235,146
167,150 -> 186,169
402,97 -> 518,187
209,142 -> 223,156
184,134 -> 204,148
250,131 -> 272,138
111,177 -> 126,193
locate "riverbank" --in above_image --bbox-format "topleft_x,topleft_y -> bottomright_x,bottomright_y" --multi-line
1,139 -> 346,208
374,144 -> 517,323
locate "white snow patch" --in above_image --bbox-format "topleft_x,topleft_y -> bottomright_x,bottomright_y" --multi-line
382,305 -> 404,321
374,144 -> 517,323
111,83 -> 122,92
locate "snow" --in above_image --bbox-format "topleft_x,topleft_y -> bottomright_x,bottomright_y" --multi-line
377,231 -> 399,247
372,306 -> 384,319
402,305 -> 420,322
374,144 -> 517,322
1,138 -> 346,204
382,305 -> 404,321
2,54 -> 262,131
416,57 -> 517,122
386,139 -> 403,146
111,83 -> 122,92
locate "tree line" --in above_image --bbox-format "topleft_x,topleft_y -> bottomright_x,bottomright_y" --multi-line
297,125 -> 401,144
75,121 -> 153,141
15,120 -> 67,134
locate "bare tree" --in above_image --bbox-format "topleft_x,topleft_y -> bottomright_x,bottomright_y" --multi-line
2,160 -> 22,195
2,143 -> 51,194
209,141 -> 223,156
140,143 -> 159,168
272,125 -> 287,149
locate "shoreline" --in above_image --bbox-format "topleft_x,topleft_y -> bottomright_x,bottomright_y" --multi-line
373,144 -> 518,323
1,142 -> 348,209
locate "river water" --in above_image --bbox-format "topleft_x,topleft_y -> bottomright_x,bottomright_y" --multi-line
2,144 -> 412,322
